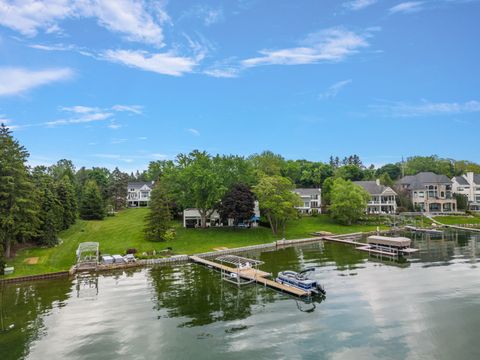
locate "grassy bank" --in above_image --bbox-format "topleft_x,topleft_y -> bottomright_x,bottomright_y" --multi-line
433,215 -> 480,225
2,209 -> 385,278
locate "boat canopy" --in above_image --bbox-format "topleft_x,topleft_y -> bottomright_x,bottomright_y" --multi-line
216,255 -> 264,267
367,235 -> 411,248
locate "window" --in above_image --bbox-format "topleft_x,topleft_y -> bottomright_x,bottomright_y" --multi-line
311,201 -> 319,208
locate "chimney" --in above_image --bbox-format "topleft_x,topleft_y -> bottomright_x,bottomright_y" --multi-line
466,172 -> 474,185
376,178 -> 381,186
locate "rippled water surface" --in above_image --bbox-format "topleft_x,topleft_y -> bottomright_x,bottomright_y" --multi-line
1,230 -> 480,360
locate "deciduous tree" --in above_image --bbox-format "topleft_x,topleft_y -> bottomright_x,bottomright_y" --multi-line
218,184 -> 255,225
253,176 -> 301,236
330,178 -> 370,225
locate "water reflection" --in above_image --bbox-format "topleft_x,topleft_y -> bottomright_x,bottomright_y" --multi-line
1,229 -> 480,360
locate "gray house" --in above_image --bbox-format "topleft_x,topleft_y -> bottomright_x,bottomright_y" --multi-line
127,181 -> 154,207
354,179 -> 397,214
396,172 -> 457,213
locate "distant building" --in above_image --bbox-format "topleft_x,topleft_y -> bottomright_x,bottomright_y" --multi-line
354,179 -> 397,214
183,201 -> 261,228
396,172 -> 457,213
293,188 -> 321,214
127,181 -> 154,207
452,172 -> 480,211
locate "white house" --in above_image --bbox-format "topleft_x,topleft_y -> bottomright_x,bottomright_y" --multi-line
354,179 -> 397,214
452,172 -> 480,211
127,181 -> 154,207
293,188 -> 321,214
183,201 -> 261,228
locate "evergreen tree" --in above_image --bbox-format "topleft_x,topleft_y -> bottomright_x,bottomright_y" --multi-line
0,124 -> 38,257
79,180 -> 105,220
31,166 -> 63,246
55,175 -> 78,229
108,167 -> 129,211
144,181 -> 172,241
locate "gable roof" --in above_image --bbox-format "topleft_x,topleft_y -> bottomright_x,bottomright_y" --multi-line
128,181 -> 154,190
453,176 -> 469,186
294,188 -> 321,196
396,172 -> 452,190
354,181 -> 397,196
474,174 -> 480,185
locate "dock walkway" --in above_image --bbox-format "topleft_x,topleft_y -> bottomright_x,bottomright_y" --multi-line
189,256 -> 309,297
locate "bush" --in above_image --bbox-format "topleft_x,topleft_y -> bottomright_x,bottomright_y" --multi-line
163,228 -> 176,242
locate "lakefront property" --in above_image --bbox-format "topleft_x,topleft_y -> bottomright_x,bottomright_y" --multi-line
2,1 -> 480,359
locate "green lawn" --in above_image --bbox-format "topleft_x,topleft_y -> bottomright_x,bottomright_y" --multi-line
2,209 -> 385,278
433,215 -> 480,225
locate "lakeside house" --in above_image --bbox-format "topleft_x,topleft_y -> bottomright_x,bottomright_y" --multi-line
293,188 -> 321,214
452,172 -> 480,211
183,201 -> 261,228
396,172 -> 457,213
354,179 -> 397,214
127,181 -> 154,207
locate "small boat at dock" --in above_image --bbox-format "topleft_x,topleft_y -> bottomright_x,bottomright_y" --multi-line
276,268 -> 326,296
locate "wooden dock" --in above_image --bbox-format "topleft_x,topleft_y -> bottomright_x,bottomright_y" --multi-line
189,256 -> 309,297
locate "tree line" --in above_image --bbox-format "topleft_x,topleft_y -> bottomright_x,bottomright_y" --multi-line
3,122 -> 480,268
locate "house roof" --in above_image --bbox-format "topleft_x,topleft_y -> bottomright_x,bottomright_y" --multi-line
453,176 -> 469,185
396,172 -> 452,190
354,181 -> 397,196
294,188 -> 321,196
474,174 -> 480,185
127,181 -> 154,190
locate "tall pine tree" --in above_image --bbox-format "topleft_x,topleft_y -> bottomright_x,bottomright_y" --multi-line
144,182 -> 172,241
0,124 -> 38,257
79,180 -> 105,220
55,175 -> 78,229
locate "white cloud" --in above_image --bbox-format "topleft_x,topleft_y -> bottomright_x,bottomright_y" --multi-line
0,0 -> 167,46
0,114 -> 12,124
372,100 -> 480,117
103,49 -> 198,76
107,121 -> 122,129
45,112 -> 113,126
79,0 -> 166,46
0,67 -> 73,96
319,79 -> 352,99
389,2 -> 424,14
242,27 -> 370,67
203,67 -> 239,78
45,103 -> 143,127
187,128 -> 200,136
0,0 -> 72,37
203,8 -> 224,26
343,0 -> 378,11
111,104 -> 143,115
110,138 -> 128,144
60,105 -> 100,113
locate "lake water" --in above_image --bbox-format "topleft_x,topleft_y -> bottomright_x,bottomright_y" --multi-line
2,230 -> 480,360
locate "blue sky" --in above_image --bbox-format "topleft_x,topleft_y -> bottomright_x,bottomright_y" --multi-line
0,0 -> 479,172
